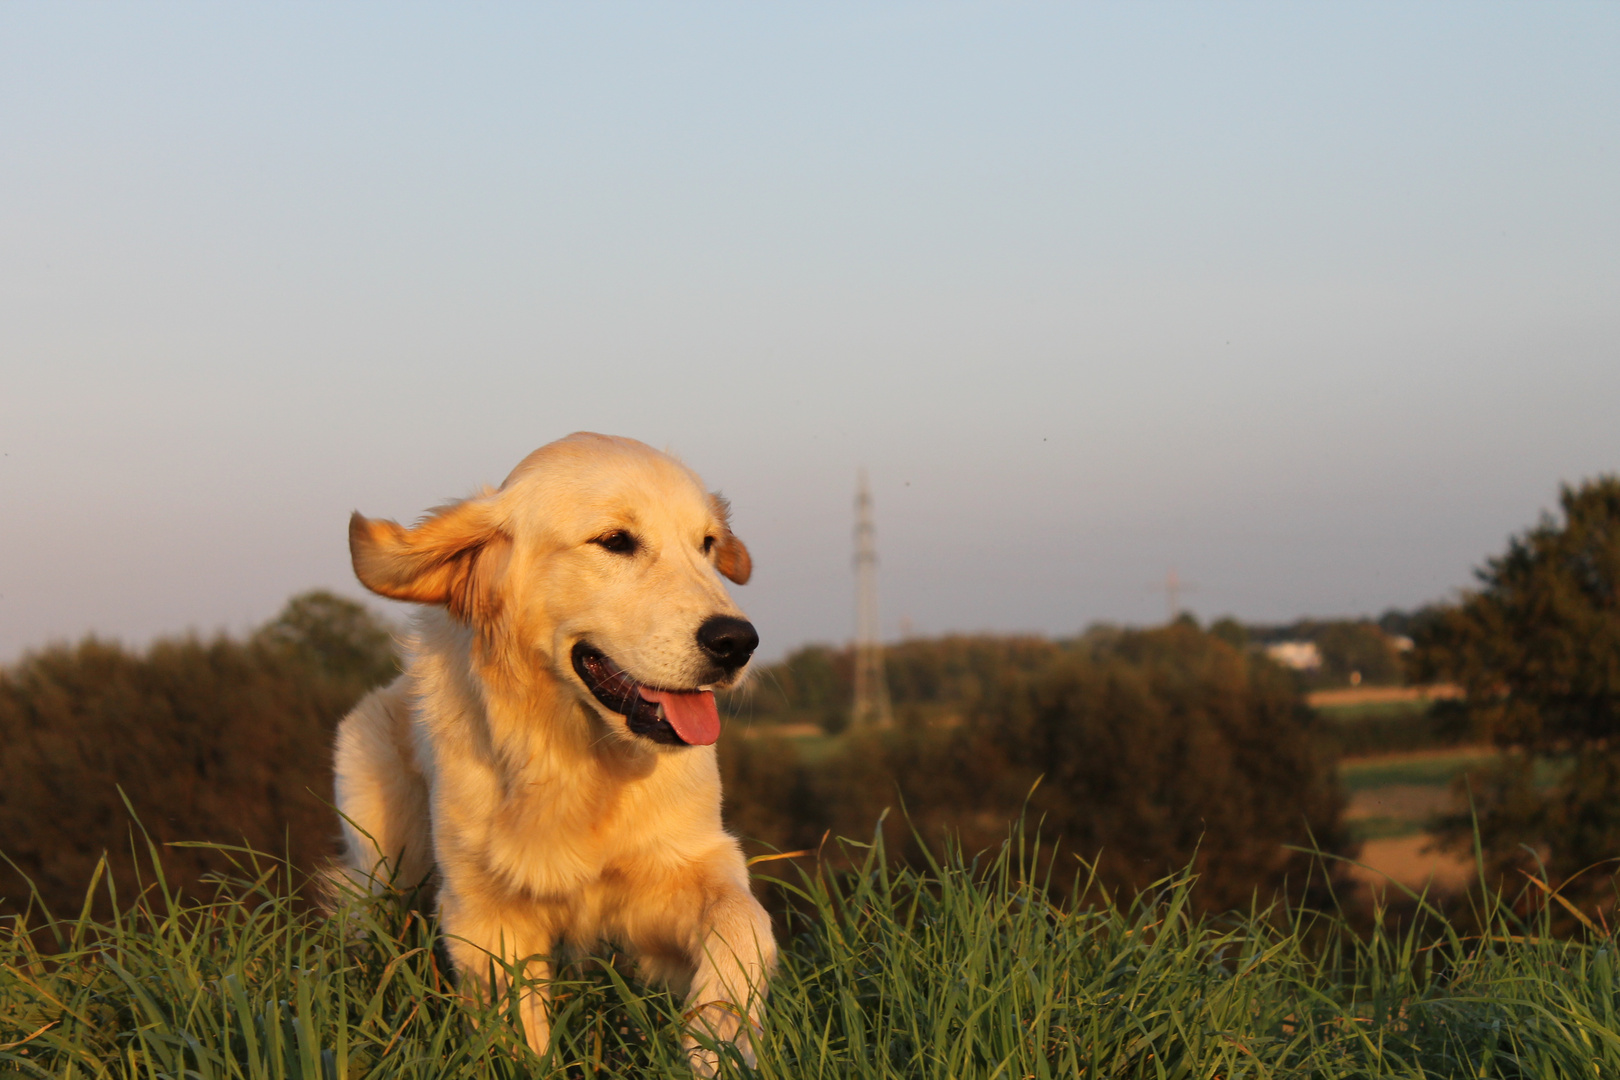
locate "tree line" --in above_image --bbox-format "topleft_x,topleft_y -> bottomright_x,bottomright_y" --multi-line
732,612 -> 1428,737
0,601 -> 1347,917
2,474 -> 1617,920
721,621 -> 1351,912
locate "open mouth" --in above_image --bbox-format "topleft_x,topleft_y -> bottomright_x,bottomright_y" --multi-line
570,642 -> 721,746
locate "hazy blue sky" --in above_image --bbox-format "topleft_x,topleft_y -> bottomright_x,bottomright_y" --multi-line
2,3 -> 1617,662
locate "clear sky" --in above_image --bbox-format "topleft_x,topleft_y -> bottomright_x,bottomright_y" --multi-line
2,3 -> 1617,663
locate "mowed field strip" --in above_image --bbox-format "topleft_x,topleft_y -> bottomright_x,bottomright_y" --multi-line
1339,751 -> 1486,897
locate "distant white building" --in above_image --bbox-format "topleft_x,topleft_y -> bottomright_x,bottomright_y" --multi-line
1265,640 -> 1323,671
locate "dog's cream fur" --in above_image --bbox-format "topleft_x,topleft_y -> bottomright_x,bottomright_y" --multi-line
332,433 -> 774,1071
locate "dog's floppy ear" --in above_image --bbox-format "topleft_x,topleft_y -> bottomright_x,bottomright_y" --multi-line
349,499 -> 512,625
708,493 -> 752,585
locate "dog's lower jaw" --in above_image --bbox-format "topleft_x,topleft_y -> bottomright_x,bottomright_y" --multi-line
577,698 -> 714,761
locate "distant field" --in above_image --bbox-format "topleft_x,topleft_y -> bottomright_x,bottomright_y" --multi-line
1314,697 -> 1432,723
1307,684 -> 1462,708
1347,835 -> 1476,896
1340,747 -> 1498,792
1335,748 -> 1495,891
1339,749 -> 1491,850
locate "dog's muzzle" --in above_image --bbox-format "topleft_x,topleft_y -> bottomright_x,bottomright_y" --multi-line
570,642 -> 724,746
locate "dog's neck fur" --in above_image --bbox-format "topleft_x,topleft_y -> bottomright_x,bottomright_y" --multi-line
403,608 -> 705,900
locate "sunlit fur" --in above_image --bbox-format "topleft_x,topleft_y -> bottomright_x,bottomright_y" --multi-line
332,433 -> 774,1073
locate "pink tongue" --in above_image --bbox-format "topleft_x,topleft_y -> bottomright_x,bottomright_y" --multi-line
639,688 -> 721,746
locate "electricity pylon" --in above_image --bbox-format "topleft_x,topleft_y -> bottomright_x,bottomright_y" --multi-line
851,469 -> 893,728
1155,568 -> 1198,623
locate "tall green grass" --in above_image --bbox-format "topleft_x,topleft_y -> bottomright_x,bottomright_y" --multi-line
4,824 -> 1619,1078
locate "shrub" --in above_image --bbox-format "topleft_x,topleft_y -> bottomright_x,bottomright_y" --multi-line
0,592 -> 395,917
813,622 -> 1351,909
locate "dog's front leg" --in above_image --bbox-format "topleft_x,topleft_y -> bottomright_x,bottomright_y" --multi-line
439,888 -> 556,1060
683,884 -> 777,1075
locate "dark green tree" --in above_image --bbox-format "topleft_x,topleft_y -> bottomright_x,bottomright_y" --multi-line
722,635 -> 1061,733
1413,476 -> 1620,905
815,622 -> 1349,910
1314,621 -> 1404,686
0,593 -> 399,917
1209,616 -> 1250,650
253,590 -> 398,691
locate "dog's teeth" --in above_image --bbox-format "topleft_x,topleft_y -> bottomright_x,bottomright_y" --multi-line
698,684 -> 716,692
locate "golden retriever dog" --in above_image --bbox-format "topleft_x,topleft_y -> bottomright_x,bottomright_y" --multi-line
331,432 -> 774,1073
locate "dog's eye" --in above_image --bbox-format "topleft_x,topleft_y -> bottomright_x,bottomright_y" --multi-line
702,535 -> 716,555
592,530 -> 639,556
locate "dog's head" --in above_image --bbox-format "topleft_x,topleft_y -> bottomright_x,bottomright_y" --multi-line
348,433 -> 755,748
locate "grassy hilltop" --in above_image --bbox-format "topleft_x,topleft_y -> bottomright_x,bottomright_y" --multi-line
6,826 -> 1620,1079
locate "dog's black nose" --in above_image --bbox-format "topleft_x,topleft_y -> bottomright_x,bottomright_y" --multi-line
696,616 -> 759,672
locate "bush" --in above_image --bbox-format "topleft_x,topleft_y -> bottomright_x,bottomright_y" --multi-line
761,623 -> 1352,910
1312,700 -> 1477,757
0,592 -> 396,917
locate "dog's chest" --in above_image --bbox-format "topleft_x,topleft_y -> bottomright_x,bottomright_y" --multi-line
476,754 -> 698,899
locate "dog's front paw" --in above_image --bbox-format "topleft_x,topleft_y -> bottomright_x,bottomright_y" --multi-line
682,1038 -> 757,1077
685,1040 -> 722,1078
683,1004 -> 759,1076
